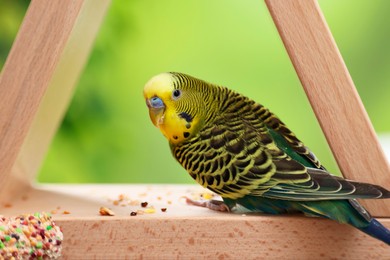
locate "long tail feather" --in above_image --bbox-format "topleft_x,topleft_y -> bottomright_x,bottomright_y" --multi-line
359,218 -> 390,245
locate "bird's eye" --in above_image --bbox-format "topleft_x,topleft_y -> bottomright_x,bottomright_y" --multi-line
172,89 -> 181,99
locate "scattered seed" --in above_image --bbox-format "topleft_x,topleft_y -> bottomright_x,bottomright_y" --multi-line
130,212 -> 137,216
141,202 -> 148,208
99,207 -> 115,216
200,193 -> 213,200
161,208 -> 167,212
144,208 -> 155,214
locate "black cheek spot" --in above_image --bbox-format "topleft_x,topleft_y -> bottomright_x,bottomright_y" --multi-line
183,132 -> 190,138
186,124 -> 191,129
173,135 -> 178,140
179,112 -> 193,123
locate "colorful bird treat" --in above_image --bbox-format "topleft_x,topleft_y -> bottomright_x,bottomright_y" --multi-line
0,212 -> 63,259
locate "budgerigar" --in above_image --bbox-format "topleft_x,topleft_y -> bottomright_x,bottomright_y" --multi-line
143,72 -> 390,245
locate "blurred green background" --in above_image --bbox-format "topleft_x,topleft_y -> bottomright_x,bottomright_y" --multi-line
0,1 -> 389,183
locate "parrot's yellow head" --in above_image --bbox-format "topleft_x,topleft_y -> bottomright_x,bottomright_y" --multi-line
143,72 -> 212,145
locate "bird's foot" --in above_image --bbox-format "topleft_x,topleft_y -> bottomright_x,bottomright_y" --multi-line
184,196 -> 230,212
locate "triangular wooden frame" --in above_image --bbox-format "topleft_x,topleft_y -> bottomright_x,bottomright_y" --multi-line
0,0 -> 389,258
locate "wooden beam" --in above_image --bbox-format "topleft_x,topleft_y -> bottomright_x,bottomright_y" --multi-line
60,217 -> 390,259
2,184 -> 389,258
0,0 -> 110,201
265,0 -> 390,216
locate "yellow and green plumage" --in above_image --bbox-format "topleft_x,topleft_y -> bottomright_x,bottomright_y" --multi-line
144,72 -> 390,245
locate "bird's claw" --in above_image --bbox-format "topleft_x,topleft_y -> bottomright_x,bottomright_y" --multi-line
184,196 -> 230,212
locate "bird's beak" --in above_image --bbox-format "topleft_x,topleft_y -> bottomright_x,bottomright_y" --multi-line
148,108 -> 165,127
146,98 -> 165,127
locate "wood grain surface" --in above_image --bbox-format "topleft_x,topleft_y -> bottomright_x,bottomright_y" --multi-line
2,184 -> 389,259
0,0 -> 110,201
265,0 -> 390,217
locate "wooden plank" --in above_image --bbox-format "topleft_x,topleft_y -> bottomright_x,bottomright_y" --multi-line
0,0 -> 110,201
265,0 -> 390,217
59,217 -> 390,259
1,184 -> 389,259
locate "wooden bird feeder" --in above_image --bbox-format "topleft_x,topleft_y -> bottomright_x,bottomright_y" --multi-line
0,0 -> 389,258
